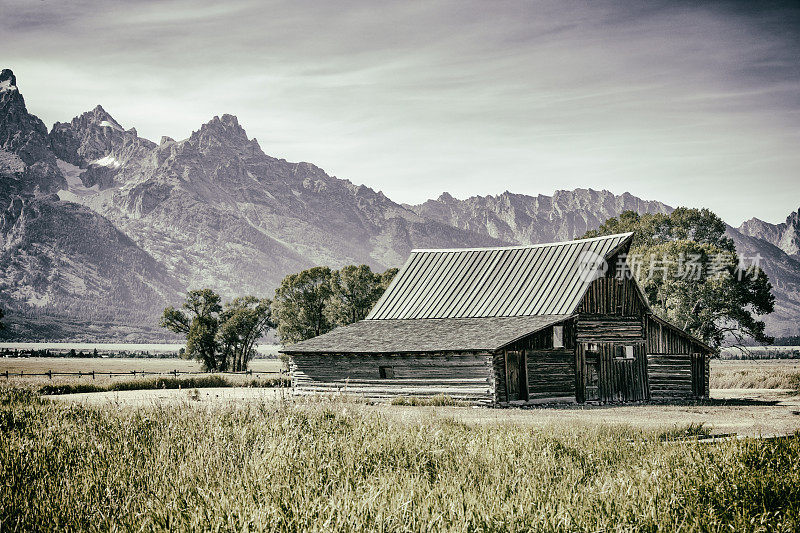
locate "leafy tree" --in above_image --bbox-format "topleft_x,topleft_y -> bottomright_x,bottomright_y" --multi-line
272,267 -> 333,344
584,208 -> 775,348
160,289 -> 223,371
217,296 -> 274,372
0,306 -> 4,330
326,265 -> 388,326
272,265 -> 400,344
380,268 -> 399,290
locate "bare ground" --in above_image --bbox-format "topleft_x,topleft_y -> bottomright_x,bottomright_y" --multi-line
52,387 -> 800,438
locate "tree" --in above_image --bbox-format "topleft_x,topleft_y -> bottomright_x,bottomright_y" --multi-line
584,208 -> 775,348
380,268 -> 399,290
272,265 -> 400,344
217,296 -> 275,372
272,267 -> 333,344
326,265 -> 388,326
0,306 -> 4,330
160,289 -> 223,371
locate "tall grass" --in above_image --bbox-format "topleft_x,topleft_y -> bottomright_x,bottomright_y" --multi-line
1,388 -> 798,531
710,363 -> 800,390
36,375 -> 290,395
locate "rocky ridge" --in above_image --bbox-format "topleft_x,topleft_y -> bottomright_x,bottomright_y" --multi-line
1,67 -> 799,339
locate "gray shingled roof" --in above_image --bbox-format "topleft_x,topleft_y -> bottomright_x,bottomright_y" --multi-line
281,315 -> 570,354
367,233 -> 633,319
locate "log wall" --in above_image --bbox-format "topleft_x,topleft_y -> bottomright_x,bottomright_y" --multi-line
576,316 -> 644,342
290,352 -> 495,405
645,315 -> 710,399
495,323 -> 576,405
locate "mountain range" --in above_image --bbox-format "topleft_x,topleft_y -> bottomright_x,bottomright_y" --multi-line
1,68 -> 798,340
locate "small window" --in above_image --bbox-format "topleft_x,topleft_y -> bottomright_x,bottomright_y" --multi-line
379,366 -> 394,379
553,325 -> 564,348
615,346 -> 635,360
586,342 -> 599,353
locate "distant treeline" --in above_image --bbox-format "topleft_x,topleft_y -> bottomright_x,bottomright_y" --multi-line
774,336 -> 800,346
719,346 -> 800,360
1,348 -> 180,359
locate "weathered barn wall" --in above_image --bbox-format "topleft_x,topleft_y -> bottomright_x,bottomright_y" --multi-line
575,342 -> 649,403
574,276 -> 649,403
645,316 -> 709,399
495,322 -> 576,405
576,275 -> 648,316
291,353 -> 495,405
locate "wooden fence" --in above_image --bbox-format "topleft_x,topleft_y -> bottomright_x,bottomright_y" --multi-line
3,369 -> 285,380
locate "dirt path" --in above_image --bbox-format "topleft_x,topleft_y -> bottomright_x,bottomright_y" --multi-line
52,387 -> 800,437
52,387 -> 289,406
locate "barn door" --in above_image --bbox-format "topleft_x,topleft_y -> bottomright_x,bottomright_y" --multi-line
505,350 -> 528,402
584,348 -> 600,401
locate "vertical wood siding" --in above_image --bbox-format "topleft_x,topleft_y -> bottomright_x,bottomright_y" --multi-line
573,275 -> 649,403
494,322 -> 577,404
576,276 -> 647,316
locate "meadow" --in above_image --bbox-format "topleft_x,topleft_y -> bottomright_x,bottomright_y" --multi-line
0,357 -> 285,392
1,388 -> 798,531
5,356 -> 800,392
709,359 -> 800,389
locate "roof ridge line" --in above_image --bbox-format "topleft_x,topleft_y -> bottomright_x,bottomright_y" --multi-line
410,232 -> 633,253
364,314 -> 571,322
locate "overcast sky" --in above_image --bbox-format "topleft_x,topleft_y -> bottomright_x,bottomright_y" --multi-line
2,0 -> 798,225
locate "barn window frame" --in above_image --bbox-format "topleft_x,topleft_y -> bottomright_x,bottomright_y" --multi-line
379,366 -> 394,379
552,325 -> 564,348
615,345 -> 635,360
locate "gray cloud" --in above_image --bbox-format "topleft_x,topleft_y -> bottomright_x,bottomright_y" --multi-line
1,0 -> 798,224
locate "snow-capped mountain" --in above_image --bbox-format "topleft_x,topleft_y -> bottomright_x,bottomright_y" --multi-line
1,67 -> 798,339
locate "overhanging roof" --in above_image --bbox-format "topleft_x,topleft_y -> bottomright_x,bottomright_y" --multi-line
367,233 -> 633,319
281,315 -> 571,354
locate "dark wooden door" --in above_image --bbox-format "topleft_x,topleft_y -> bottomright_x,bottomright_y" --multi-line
505,350 -> 527,401
585,351 -> 600,401
691,353 -> 706,397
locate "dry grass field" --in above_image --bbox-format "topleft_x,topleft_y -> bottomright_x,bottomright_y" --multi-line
2,358 -> 800,530
0,357 -> 284,389
710,359 -> 800,389
2,388 -> 799,531
4,356 -> 798,391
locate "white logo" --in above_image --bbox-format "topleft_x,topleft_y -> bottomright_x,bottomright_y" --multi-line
577,250 -> 608,282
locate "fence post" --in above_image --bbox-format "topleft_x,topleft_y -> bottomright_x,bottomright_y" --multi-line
92,371 -> 95,380
4,370 -> 8,380
48,370 -> 52,380
173,369 -> 177,378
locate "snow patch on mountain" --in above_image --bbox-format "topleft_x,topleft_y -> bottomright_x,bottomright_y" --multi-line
91,155 -> 121,169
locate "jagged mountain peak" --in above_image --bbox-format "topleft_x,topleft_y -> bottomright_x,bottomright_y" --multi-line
187,113 -> 261,156
0,68 -> 17,91
67,104 -> 125,132
738,207 -> 800,258
194,113 -> 246,137
0,68 -> 65,201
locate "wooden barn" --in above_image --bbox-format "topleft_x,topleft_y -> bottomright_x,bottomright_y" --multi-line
281,233 -> 714,406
